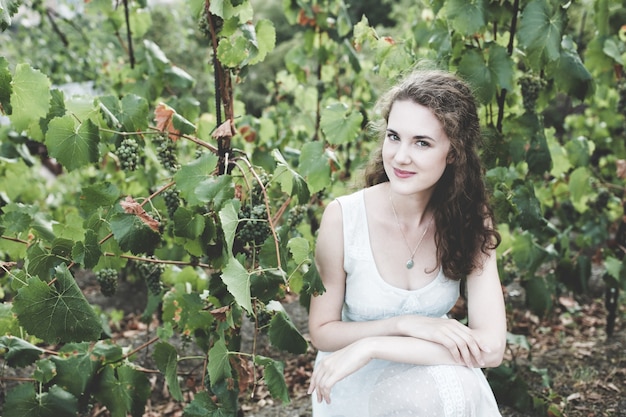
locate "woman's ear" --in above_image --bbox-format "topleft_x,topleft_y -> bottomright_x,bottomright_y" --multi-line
446,150 -> 456,164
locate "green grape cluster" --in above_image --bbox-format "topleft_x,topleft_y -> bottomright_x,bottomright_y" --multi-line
519,74 -> 545,113
154,135 -> 179,173
250,172 -> 272,205
162,188 -> 181,219
238,204 -> 271,245
247,308 -> 274,329
286,205 -> 306,228
197,13 -> 224,38
95,268 -> 118,297
116,138 -> 140,171
137,259 -> 165,296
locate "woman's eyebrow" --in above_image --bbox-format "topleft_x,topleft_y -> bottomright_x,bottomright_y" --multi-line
387,128 -> 435,141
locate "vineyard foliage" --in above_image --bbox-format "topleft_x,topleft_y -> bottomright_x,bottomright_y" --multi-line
1,0 -> 626,415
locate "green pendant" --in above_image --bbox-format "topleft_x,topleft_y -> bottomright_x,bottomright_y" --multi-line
406,259 -> 414,269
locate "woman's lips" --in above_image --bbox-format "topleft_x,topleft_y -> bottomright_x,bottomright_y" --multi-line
394,168 -> 415,178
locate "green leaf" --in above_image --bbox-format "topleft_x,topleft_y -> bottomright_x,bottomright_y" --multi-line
183,391 -> 220,416
0,335 -> 43,367
208,337 -> 231,386
34,358 -> 57,384
50,343 -> 98,398
173,207 -> 205,239
72,229 -> 102,269
551,38 -> 594,101
302,260 -> 325,296
109,212 -> 161,255
9,63 -> 51,134
299,141 -> 331,193
153,342 -> 183,401
98,94 -> 149,132
4,384 -> 78,417
195,174 -> 235,211
26,242 -> 60,280
287,237 -> 310,265
268,309 -> 308,354
248,19 -> 276,65
94,365 -> 150,417
12,265 -> 102,343
445,0 -> 486,36
517,0 -> 565,68
221,257 -> 252,313
79,182 -> 120,213
511,181 -> 543,230
320,102 -> 363,145
458,43 -> 514,104
0,303 -> 20,336
45,116 -> 100,171
0,0 -> 20,31
525,275 -> 553,316
174,154 -> 219,206
569,167 -> 592,212
272,149 -> 310,204
218,200 -> 239,255
512,232 -> 548,275
0,56 -> 12,113
255,356 -> 289,403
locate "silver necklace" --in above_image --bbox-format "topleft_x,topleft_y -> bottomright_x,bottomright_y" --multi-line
389,194 -> 433,269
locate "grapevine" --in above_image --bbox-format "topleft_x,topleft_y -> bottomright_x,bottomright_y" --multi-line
95,268 -> 119,297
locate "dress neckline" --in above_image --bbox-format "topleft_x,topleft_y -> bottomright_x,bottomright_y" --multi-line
359,189 -> 443,294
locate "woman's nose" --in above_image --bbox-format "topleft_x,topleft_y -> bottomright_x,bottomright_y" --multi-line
393,142 -> 411,164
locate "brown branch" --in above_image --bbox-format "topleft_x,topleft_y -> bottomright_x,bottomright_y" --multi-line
496,0 -> 521,133
123,0 -> 135,68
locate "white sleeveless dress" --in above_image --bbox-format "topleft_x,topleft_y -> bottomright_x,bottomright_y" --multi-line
312,190 -> 502,417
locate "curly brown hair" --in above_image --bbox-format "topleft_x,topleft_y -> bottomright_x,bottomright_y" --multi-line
364,69 -> 500,280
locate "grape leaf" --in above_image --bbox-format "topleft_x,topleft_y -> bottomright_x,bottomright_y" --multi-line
94,365 -> 150,417
12,264 -> 102,343
45,116 -> 100,171
254,356 -> 289,403
218,200 -> 239,254
287,237 -> 310,265
0,56 -> 12,113
569,167 -> 592,213
517,0 -> 565,68
268,310 -> 308,354
0,0 -> 20,31
3,384 -> 78,417
72,229 -> 102,269
50,343 -> 98,398
445,0 -> 486,36
551,39 -> 594,101
272,149 -> 310,204
174,153 -> 219,206
9,63 -> 51,134
208,337 -> 231,385
220,257 -> 252,313
173,206 -> 205,239
183,391 -> 220,417
320,102 -> 363,145
98,94 -> 149,132
299,141 -> 331,193
153,342 -> 184,401
79,182 -> 120,213
195,173 -> 235,211
0,335 -> 43,367
109,211 -> 160,255
248,19 -> 276,65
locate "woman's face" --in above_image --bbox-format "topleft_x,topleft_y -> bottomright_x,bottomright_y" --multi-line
382,99 -> 452,196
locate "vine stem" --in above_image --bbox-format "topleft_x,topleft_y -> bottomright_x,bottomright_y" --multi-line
123,335 -> 160,360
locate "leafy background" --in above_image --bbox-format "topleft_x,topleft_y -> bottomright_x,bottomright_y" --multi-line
1,0 -> 626,416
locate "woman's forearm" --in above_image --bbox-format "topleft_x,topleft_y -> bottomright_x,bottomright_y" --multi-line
310,315 -> 405,353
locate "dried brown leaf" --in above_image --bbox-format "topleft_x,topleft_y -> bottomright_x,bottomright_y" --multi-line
120,195 -> 160,232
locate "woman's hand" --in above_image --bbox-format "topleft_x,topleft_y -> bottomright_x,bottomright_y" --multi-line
397,316 -> 490,367
307,339 -> 373,404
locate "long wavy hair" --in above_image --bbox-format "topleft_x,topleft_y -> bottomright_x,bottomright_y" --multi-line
364,69 -> 500,281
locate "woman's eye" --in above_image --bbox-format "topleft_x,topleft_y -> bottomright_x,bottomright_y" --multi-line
386,133 -> 400,141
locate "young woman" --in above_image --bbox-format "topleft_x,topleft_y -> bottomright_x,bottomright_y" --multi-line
307,69 -> 507,416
